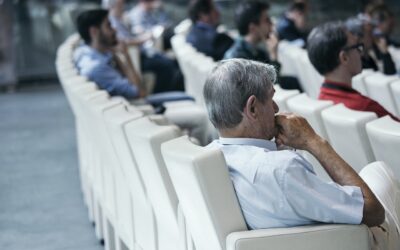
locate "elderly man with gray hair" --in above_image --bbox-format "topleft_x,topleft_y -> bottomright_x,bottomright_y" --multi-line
204,58 -> 395,247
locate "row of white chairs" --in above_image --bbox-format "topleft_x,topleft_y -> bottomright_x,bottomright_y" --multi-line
55,34 -> 383,250
274,87 -> 400,181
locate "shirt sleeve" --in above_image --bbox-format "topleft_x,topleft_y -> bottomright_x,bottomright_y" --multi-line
280,155 -> 364,225
88,63 -> 139,100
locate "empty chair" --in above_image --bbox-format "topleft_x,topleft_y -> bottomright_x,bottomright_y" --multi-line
103,106 -> 156,250
162,136 -> 370,250
366,116 -> 400,180
273,85 -> 300,112
286,93 -> 334,181
125,116 -> 185,250
364,73 -> 399,116
390,80 -> 400,115
351,69 -> 376,95
321,104 -> 377,172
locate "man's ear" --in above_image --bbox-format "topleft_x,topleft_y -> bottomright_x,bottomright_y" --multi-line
338,50 -> 348,64
248,22 -> 257,34
89,26 -> 99,41
243,95 -> 257,121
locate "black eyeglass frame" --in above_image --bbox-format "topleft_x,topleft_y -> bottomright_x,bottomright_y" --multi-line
342,43 -> 364,53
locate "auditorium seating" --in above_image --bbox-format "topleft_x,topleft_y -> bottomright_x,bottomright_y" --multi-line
366,116 -> 400,180
56,33 -> 400,250
321,104 -> 377,172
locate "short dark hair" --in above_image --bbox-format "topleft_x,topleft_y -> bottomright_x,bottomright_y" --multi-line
76,9 -> 109,44
307,21 -> 348,75
288,2 -> 306,13
188,0 -> 214,23
235,1 -> 270,36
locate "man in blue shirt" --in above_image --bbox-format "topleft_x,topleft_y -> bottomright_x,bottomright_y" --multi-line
204,59 -> 385,230
186,0 -> 233,61
75,9 -> 144,100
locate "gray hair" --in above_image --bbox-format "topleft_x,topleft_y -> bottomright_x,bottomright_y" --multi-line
203,58 -> 277,130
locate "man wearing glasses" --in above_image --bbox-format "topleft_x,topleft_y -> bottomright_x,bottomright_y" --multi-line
308,22 -> 399,121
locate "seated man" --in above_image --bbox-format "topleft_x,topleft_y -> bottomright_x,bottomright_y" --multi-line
186,0 -> 233,61
224,1 -> 302,91
204,58 -> 394,247
276,1 -> 308,47
307,21 -> 399,121
74,9 -> 209,144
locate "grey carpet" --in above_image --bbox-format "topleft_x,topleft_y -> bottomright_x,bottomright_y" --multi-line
0,84 -> 103,250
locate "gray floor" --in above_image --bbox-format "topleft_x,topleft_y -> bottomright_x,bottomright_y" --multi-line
0,84 -> 103,250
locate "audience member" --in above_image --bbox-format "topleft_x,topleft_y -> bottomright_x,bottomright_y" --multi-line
224,1 -> 302,91
186,0 -> 233,61
346,16 -> 396,75
276,2 -> 308,47
74,9 -> 144,99
307,22 -> 399,121
109,0 -> 183,93
128,0 -> 170,35
204,59 -> 395,248
74,9 -> 209,145
369,4 -> 399,48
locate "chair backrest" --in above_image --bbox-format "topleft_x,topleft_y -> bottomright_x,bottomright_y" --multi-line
364,73 -> 399,116
390,80 -> 400,116
351,69 -> 376,95
102,105 -> 156,250
366,116 -> 400,180
273,85 -> 300,112
321,104 -> 377,172
125,116 -> 183,250
162,136 -> 247,250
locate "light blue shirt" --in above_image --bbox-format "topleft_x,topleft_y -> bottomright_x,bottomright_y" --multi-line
73,45 -> 138,99
207,137 -> 364,229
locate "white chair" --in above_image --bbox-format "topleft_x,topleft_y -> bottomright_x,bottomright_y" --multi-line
364,73 -> 399,116
390,80 -> 400,115
286,93 -> 334,181
161,136 -> 371,250
273,85 -> 300,112
359,161 -> 400,249
125,116 -> 186,250
103,105 -> 155,250
352,69 -> 376,95
366,116 -> 400,180
321,104 -> 377,172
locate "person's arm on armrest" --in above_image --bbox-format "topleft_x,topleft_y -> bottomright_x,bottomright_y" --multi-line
275,113 -> 385,227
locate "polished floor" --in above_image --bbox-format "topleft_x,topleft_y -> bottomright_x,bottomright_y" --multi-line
0,84 -> 103,250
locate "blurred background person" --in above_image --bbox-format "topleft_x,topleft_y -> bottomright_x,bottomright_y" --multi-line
186,0 -> 233,61
276,1 -> 308,47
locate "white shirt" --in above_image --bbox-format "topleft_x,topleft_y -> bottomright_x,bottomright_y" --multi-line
207,137 -> 364,229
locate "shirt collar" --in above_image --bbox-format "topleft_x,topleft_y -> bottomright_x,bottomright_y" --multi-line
195,21 -> 217,31
237,37 -> 261,57
218,137 -> 277,151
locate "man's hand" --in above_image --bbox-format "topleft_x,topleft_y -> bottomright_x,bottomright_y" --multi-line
275,113 -> 319,150
375,37 -> 389,54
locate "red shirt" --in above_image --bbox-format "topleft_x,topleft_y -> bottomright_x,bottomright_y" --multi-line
319,80 -> 399,122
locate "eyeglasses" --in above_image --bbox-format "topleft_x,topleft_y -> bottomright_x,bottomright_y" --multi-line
342,43 -> 364,53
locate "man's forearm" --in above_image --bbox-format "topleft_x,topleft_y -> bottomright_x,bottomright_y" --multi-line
307,136 -> 385,227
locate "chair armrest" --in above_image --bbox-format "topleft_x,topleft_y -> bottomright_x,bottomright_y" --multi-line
226,224 -> 370,250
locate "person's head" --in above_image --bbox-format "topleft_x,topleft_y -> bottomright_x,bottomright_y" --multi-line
345,16 -> 373,49
235,1 -> 272,39
188,0 -> 219,26
286,2 -> 307,30
203,59 -> 279,139
369,4 -> 395,36
307,21 -> 363,77
76,9 -> 117,48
